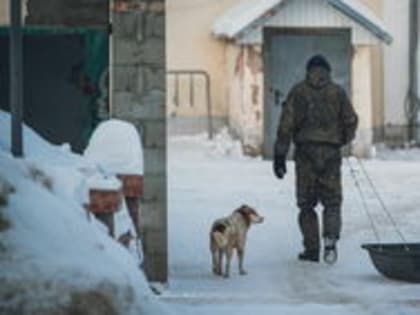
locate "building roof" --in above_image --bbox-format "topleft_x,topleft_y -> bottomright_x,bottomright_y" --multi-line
213,0 -> 392,44
212,0 -> 285,39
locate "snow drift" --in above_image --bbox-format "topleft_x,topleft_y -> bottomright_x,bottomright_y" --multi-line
0,111 -> 168,315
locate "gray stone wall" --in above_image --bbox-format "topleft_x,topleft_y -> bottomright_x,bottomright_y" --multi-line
112,0 -> 167,282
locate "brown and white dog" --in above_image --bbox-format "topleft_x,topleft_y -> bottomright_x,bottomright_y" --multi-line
210,204 -> 264,278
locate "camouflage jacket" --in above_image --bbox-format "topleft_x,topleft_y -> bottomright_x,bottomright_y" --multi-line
274,67 -> 358,157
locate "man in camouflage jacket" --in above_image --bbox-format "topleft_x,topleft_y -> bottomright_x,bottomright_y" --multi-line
273,55 -> 358,263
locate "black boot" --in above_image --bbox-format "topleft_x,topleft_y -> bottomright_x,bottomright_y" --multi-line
298,209 -> 320,262
298,249 -> 320,262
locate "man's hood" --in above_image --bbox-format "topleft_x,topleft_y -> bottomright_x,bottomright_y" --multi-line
305,66 -> 331,89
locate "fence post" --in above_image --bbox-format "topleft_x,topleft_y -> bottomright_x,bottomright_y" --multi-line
10,0 -> 24,157
204,71 -> 213,139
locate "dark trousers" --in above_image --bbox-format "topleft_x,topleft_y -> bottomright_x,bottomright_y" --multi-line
294,144 -> 342,251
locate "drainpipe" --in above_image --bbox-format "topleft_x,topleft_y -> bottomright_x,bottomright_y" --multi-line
10,0 -> 24,157
408,0 -> 419,144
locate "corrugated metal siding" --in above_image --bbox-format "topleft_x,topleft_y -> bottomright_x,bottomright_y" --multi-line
237,0 -> 380,45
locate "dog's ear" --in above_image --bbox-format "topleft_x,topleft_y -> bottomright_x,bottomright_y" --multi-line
239,204 -> 249,211
244,205 -> 258,216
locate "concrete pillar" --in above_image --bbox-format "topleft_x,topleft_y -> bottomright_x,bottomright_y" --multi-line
112,0 -> 167,282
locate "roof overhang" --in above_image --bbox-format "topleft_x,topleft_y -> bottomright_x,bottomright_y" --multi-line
213,0 -> 392,45
212,0 -> 285,39
328,0 -> 392,44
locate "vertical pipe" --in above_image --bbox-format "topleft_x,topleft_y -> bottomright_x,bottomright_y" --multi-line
205,72 -> 213,139
189,73 -> 194,107
174,74 -> 179,107
109,0 -> 114,117
10,0 -> 24,157
409,0 -> 419,142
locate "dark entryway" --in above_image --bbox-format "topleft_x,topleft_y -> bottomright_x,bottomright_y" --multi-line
263,28 -> 352,158
0,28 -> 109,153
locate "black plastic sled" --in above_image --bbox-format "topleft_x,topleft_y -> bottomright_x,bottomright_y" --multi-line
362,243 -> 420,283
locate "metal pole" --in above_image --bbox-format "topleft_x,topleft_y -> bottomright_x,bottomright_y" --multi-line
409,0 -> 419,143
189,73 -> 194,107
10,0 -> 24,157
204,72 -> 213,140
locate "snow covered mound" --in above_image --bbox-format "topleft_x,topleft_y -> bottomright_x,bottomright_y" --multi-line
209,128 -> 245,158
84,119 -> 144,175
0,112 -> 169,315
169,128 -> 251,160
373,144 -> 420,161
0,111 -> 93,170
0,110 -> 98,206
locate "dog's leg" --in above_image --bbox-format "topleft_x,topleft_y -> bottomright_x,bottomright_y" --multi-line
224,248 -> 233,278
238,248 -> 247,275
212,250 -> 222,275
218,249 -> 223,276
212,250 -> 217,274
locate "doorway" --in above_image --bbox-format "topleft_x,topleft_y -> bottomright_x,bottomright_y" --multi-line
263,28 -> 352,158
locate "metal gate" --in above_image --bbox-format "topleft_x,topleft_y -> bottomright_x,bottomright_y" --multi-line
263,28 -> 352,158
0,28 -> 109,153
166,70 -> 214,139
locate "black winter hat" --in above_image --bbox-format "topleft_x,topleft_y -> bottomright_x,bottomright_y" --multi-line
306,54 -> 331,72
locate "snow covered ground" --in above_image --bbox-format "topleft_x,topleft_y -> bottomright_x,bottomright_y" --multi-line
0,112 -> 168,315
165,133 -> 420,315
1,111 -> 420,315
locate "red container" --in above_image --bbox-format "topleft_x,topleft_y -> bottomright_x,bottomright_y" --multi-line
88,189 -> 122,213
117,174 -> 143,197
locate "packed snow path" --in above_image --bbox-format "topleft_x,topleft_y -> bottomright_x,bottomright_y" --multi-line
165,135 -> 420,315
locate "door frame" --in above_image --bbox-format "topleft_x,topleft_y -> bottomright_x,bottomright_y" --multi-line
262,27 -> 352,159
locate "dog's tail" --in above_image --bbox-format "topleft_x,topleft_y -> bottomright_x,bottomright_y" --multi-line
212,231 -> 228,248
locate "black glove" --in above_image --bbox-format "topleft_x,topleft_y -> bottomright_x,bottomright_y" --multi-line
273,155 -> 286,179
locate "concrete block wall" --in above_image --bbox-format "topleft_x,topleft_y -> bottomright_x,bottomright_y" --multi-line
26,0 -> 108,27
112,0 -> 167,282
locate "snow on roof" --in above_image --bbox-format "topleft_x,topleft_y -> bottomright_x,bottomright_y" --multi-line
328,0 -> 392,44
213,0 -> 284,39
213,0 -> 392,44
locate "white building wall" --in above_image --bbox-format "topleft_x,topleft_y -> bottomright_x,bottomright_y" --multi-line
226,44 -> 264,154
166,0 -> 238,119
352,45 -> 373,157
383,0 -> 409,129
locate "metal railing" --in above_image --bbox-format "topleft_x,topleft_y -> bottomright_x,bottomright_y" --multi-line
166,70 -> 213,139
